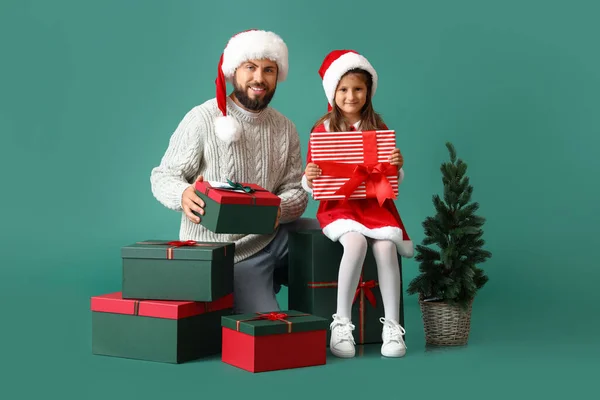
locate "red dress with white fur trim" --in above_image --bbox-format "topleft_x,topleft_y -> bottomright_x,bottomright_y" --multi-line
302,122 -> 414,257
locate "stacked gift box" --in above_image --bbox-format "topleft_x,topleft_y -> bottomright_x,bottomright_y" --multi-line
91,239 -> 236,364
90,179 -> 329,371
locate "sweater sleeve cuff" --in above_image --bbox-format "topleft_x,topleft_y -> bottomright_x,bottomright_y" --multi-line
301,174 -> 313,193
170,181 -> 193,211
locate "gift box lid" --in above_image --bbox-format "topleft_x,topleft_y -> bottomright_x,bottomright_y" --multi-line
121,240 -> 233,260
221,310 -> 329,336
309,129 -> 396,154
90,292 -> 233,319
195,180 -> 281,207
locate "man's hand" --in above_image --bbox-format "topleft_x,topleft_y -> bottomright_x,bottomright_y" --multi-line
389,148 -> 404,168
304,163 -> 321,188
274,206 -> 281,230
181,175 -> 205,224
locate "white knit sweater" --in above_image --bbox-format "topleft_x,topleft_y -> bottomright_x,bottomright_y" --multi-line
150,97 -> 308,263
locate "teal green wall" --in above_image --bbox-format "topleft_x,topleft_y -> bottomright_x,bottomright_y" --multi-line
1,0 -> 598,396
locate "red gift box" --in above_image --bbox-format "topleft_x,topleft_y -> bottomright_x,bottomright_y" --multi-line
309,129 -> 399,205
221,311 -> 329,373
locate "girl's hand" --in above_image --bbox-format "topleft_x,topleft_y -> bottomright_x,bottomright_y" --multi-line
389,148 -> 404,168
305,163 -> 321,188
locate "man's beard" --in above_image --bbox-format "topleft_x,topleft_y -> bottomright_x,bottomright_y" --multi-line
232,81 -> 276,111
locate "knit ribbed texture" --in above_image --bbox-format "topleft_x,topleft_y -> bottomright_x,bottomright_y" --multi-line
150,97 -> 308,263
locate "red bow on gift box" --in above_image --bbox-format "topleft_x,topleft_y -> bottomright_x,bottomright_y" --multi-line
166,240 -> 198,247
353,279 -> 377,307
258,312 -> 289,321
235,312 -> 310,334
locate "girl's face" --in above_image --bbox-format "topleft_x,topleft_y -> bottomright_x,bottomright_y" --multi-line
334,73 -> 368,121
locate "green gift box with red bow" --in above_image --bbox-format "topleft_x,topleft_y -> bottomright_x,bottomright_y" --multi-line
91,291 -> 234,364
193,180 -> 281,235
121,240 -> 234,302
221,310 -> 329,373
287,229 -> 405,345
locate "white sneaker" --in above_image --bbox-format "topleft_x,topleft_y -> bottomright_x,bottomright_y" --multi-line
329,314 -> 356,358
380,317 -> 407,358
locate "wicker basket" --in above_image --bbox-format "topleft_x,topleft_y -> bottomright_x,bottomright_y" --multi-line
418,295 -> 474,346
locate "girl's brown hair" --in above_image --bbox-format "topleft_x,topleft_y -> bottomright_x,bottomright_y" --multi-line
311,68 -> 385,133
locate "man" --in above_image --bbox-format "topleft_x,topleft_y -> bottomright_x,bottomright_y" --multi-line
150,29 -> 311,313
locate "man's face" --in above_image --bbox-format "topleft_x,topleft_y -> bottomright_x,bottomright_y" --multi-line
232,59 -> 278,111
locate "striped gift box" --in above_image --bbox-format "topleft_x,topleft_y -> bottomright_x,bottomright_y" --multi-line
309,129 -> 398,201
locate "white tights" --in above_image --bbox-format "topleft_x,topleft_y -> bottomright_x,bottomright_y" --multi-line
336,232 -> 401,323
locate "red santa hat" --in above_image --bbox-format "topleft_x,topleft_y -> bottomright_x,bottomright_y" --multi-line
214,29 -> 289,143
318,49 -> 378,112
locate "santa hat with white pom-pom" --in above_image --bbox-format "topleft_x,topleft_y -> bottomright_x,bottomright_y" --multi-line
318,49 -> 378,112
214,29 -> 289,143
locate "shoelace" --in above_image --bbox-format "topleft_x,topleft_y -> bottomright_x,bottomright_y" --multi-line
331,320 -> 356,345
380,317 -> 406,345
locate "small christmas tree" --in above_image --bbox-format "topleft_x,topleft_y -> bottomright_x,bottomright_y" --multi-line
407,142 -> 492,310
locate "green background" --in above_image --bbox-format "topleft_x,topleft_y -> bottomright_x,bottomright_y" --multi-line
1,0 -> 598,398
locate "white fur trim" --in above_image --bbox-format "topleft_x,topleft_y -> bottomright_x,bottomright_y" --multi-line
322,52 -> 378,107
222,30 -> 288,82
214,115 -> 242,143
323,219 -> 414,258
301,174 -> 313,193
398,167 -> 404,184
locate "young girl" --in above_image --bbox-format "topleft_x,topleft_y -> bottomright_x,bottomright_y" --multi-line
302,50 -> 414,358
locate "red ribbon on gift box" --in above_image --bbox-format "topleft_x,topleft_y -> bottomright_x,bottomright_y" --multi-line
307,272 -> 378,344
315,131 -> 398,206
235,312 -> 310,334
135,240 -> 226,259
353,277 -> 378,344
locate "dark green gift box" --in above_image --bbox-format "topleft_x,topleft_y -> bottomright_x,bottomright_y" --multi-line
91,292 -> 233,364
288,229 -> 405,345
193,180 -> 281,235
121,240 -> 234,302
